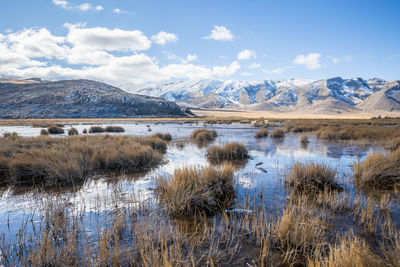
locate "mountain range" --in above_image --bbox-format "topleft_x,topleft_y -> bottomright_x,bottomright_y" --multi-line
0,79 -> 189,119
132,77 -> 400,114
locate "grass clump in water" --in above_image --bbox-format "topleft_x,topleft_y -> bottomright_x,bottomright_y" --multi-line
47,125 -> 65,135
151,132 -> 172,141
190,129 -> 217,145
300,135 -> 309,144
254,128 -> 268,138
270,128 -> 285,138
206,142 -> 249,164
353,149 -> 400,190
68,128 -> 78,136
89,126 -> 105,133
155,164 -> 235,217
287,162 -> 342,194
0,135 -> 166,187
105,126 -> 125,133
40,129 -> 49,136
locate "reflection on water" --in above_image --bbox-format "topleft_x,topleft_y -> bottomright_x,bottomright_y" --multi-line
0,122 -> 389,243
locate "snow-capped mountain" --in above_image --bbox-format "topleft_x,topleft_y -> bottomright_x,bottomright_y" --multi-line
127,77 -> 400,114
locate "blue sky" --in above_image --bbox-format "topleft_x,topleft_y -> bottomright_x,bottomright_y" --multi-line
0,0 -> 399,86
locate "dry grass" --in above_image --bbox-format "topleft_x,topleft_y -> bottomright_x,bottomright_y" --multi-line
105,126 -> 125,133
190,129 -> 217,146
206,142 -> 249,164
254,127 -> 268,138
0,135 -> 165,187
83,128 -> 87,134
270,128 -> 285,138
89,126 -> 105,133
287,162 -> 342,194
300,135 -> 309,143
40,129 -> 49,135
155,164 -> 235,217
47,125 -> 65,134
68,127 -> 78,136
353,149 -> 400,190
151,132 -> 172,141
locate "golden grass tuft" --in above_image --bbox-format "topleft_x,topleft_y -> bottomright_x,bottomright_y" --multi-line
89,126 -> 105,133
317,125 -> 400,142
190,129 -> 217,145
47,125 -> 65,134
82,128 -> 87,134
105,126 -> 125,133
287,162 -> 342,193
300,135 -> 309,143
151,132 -> 172,141
68,127 -> 78,136
206,142 -> 249,164
155,164 -> 235,217
40,129 -> 49,135
0,135 -> 165,187
254,127 -> 268,138
270,128 -> 285,138
353,149 -> 400,190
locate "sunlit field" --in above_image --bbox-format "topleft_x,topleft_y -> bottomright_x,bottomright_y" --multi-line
0,118 -> 399,266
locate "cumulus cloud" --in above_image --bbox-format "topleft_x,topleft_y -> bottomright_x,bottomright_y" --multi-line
52,1 -> 102,11
151,31 -> 178,46
248,62 -> 261,69
53,0 -> 68,8
77,3 -> 91,11
237,49 -> 256,60
0,25 -> 240,85
65,24 -> 151,51
203,26 -> 234,41
95,5 -> 104,11
293,53 -> 321,70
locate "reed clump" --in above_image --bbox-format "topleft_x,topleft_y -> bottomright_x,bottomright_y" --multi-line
190,129 -> 217,145
68,127 -> 78,136
89,126 -> 105,133
155,164 -> 235,217
151,132 -> 172,141
206,142 -> 249,164
270,128 -> 285,138
0,135 -> 165,187
353,149 -> 400,190
47,125 -> 65,134
105,126 -> 125,133
254,127 -> 268,138
317,125 -> 400,142
300,135 -> 309,143
287,162 -> 342,193
40,129 -> 49,136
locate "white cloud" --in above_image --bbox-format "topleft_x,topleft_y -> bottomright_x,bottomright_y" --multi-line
332,57 -> 339,64
113,8 -> 133,14
186,54 -> 198,62
53,0 -> 68,8
248,62 -> 261,69
293,53 -> 321,70
0,25 -> 240,85
343,55 -> 352,62
237,49 -> 256,60
95,5 -> 104,11
203,25 -> 234,41
241,72 -> 253,76
65,24 -> 151,51
77,3 -> 91,11
151,31 -> 178,46
262,67 -> 286,74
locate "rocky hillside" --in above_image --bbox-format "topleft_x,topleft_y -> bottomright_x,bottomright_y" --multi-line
0,79 -> 189,119
133,77 -> 400,114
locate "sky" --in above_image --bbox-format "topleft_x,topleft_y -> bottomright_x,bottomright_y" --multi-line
0,0 -> 399,87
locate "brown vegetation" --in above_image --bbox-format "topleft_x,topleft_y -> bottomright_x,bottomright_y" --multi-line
40,129 -> 49,135
353,149 -> 400,190
48,125 -> 65,134
105,126 -> 125,133
0,135 -> 166,187
151,132 -> 172,141
287,162 -> 342,193
89,126 -> 105,133
68,127 -> 78,136
190,129 -> 217,145
317,125 -> 400,142
155,164 -> 235,217
300,135 -> 309,143
270,128 -> 285,138
254,127 -> 268,138
206,142 -> 249,164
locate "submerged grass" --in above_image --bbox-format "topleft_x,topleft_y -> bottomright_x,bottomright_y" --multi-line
47,125 -> 64,134
190,129 -> 217,146
270,128 -> 285,138
254,127 -> 268,138
151,132 -> 172,141
155,164 -> 235,217
0,135 -> 166,187
206,142 -> 250,164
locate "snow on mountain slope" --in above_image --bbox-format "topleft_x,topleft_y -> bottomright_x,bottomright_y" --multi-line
125,77 -> 398,113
